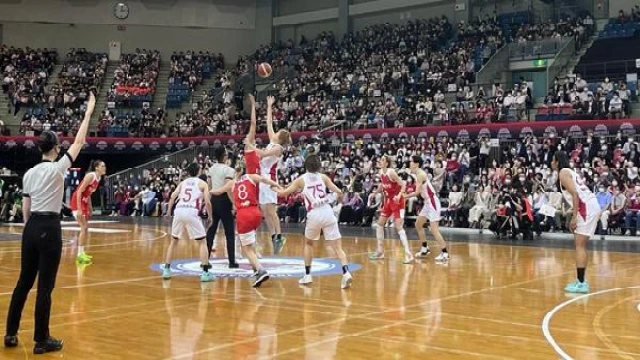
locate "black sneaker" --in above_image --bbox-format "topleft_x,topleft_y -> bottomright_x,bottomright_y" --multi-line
4,335 -> 17,348
228,263 -> 240,269
33,337 -> 63,354
252,270 -> 270,288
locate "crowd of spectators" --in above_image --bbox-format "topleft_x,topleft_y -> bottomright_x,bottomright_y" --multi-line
17,49 -> 107,136
1,46 -> 57,118
96,107 -> 168,138
540,75 -> 633,120
168,51 -> 223,90
615,5 -> 640,24
105,129 -> 640,239
107,49 -> 160,107
159,12 -> 592,136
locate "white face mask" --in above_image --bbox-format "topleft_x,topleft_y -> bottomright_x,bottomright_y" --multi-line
599,187 -> 606,192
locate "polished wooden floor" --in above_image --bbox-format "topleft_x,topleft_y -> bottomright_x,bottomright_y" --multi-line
1,219 -> 640,359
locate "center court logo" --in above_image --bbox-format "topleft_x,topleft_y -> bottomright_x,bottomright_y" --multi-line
150,257 -> 361,278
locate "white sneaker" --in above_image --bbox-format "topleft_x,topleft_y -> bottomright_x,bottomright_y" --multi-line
299,274 -> 313,285
341,272 -> 353,289
415,247 -> 431,258
402,253 -> 415,264
435,252 -> 450,263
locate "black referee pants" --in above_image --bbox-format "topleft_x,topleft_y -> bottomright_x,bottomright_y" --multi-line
206,194 -> 236,265
6,214 -> 62,342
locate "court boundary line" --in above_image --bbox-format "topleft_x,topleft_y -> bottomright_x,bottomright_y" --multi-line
593,294 -> 639,360
542,285 -> 640,360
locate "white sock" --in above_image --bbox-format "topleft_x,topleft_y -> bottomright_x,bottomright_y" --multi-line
398,229 -> 411,255
78,246 -> 85,255
375,224 -> 384,253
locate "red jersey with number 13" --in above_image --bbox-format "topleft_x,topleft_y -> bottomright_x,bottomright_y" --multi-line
233,175 -> 259,209
381,169 -> 401,199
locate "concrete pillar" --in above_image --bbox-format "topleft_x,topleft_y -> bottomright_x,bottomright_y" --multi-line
337,0 -> 350,39
255,0 -> 274,47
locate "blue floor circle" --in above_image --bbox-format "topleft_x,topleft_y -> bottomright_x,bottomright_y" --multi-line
151,257 -> 361,278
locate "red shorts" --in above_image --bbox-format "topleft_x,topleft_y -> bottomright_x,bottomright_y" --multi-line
70,194 -> 91,217
244,149 -> 260,175
380,196 -> 405,219
236,206 -> 262,235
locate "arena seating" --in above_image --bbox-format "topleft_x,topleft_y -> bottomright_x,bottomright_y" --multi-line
1,46 -> 57,109
165,51 -> 223,108
107,49 -> 160,108
106,129 -> 640,238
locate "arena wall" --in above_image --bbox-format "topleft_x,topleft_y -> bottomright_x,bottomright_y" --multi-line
0,0 -> 256,61
276,0 -> 338,17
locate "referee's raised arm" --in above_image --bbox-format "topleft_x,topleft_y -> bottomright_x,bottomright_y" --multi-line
67,93 -> 96,161
4,92 -> 96,355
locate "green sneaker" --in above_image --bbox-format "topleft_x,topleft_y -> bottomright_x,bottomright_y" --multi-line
273,236 -> 287,255
564,279 -> 589,294
76,253 -> 92,265
162,265 -> 172,280
200,272 -> 215,282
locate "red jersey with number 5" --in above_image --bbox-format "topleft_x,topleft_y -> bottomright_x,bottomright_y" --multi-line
233,175 -> 259,209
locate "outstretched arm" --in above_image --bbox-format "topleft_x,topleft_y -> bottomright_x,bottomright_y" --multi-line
249,174 -> 280,189
67,93 -> 96,162
245,94 -> 257,148
210,180 -> 234,196
266,96 -> 276,142
274,176 -> 304,197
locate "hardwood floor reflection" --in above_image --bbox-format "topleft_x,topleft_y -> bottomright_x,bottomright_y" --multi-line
0,219 -> 639,359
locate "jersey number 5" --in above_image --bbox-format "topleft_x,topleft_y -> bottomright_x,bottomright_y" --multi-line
182,188 -> 193,202
308,184 -> 326,199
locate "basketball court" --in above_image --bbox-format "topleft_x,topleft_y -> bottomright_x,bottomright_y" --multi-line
1,218 -> 639,359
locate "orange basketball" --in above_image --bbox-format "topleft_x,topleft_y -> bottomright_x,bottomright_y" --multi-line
257,62 -> 272,78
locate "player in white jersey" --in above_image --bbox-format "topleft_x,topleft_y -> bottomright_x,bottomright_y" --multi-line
275,154 -> 353,289
257,96 -> 292,255
163,163 -> 215,282
405,156 -> 449,263
552,151 -> 601,294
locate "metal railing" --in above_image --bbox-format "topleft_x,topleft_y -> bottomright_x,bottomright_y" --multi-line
545,37 -> 577,90
575,59 -> 638,83
508,38 -> 570,61
104,146 -> 200,205
476,44 -> 510,85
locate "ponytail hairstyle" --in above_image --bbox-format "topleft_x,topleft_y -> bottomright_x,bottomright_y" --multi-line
90,160 -> 105,172
553,151 -> 571,170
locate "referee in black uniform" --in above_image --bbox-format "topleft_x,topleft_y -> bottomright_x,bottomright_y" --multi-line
4,93 -> 95,355
206,146 -> 238,268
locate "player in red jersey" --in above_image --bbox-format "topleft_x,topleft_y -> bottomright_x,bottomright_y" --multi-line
243,94 -> 260,175
212,168 -> 281,288
369,155 -> 414,263
70,160 -> 107,264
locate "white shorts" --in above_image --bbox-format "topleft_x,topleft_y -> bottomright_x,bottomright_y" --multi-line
238,231 -> 257,246
171,209 -> 207,240
259,184 -> 277,205
305,206 -> 341,241
575,208 -> 601,237
419,196 -> 442,222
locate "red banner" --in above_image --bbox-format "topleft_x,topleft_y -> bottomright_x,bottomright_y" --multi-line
2,119 -> 639,153
115,86 -> 153,96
